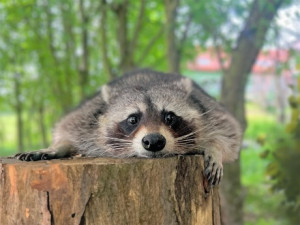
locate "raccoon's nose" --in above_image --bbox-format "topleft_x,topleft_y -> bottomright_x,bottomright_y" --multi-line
142,133 -> 166,152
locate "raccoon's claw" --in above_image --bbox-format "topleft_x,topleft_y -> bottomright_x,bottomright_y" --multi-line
204,154 -> 223,186
15,150 -> 59,161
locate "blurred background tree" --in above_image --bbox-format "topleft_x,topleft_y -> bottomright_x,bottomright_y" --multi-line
0,0 -> 299,225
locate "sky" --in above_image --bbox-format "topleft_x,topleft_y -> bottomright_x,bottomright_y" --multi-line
276,2 -> 300,48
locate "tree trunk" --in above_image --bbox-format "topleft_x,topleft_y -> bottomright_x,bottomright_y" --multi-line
275,73 -> 286,123
59,1 -> 77,102
113,0 -> 134,73
0,156 -> 221,225
38,104 -> 49,148
79,0 -> 90,98
164,0 -> 180,74
100,0 -> 117,80
220,0 -> 287,225
13,73 -> 24,153
44,0 -> 73,112
24,115 -> 33,150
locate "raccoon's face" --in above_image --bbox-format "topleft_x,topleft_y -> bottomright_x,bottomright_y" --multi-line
98,85 -> 205,158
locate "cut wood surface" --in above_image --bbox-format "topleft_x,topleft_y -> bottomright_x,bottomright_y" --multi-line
0,155 -> 221,225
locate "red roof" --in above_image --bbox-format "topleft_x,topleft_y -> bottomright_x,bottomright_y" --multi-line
187,48 -> 290,74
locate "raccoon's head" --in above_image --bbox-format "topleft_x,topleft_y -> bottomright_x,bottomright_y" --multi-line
97,78 -> 206,158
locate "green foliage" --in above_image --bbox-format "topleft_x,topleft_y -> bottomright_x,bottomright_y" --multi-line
242,105 -> 289,225
265,56 -> 300,224
0,114 -> 18,156
244,105 -> 286,140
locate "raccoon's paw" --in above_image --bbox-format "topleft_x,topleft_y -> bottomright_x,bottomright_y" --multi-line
204,152 -> 223,186
15,141 -> 77,161
15,149 -> 61,161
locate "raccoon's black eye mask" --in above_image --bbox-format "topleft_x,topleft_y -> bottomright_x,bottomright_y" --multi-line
127,114 -> 139,125
164,111 -> 176,126
118,110 -> 185,136
162,111 -> 182,129
119,113 -> 142,135
162,110 -> 194,137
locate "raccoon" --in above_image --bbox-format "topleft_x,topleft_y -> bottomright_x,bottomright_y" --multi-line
15,69 -> 242,186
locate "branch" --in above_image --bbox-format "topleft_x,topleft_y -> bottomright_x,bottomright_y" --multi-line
178,14 -> 192,55
213,35 -> 226,74
137,26 -> 165,65
129,0 -> 146,55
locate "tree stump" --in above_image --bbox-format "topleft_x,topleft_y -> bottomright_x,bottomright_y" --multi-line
0,155 -> 221,225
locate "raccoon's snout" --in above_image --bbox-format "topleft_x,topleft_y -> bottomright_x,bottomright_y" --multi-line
142,133 -> 166,152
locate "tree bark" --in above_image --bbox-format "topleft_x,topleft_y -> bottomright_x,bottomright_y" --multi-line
0,156 -> 221,225
220,1 -> 287,225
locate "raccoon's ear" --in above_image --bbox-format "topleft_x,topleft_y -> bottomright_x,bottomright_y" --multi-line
101,85 -> 110,103
178,77 -> 193,95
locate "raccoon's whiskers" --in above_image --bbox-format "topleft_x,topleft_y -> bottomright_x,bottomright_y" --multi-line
105,147 -> 135,158
103,136 -> 132,143
109,145 -> 132,150
175,124 -> 213,141
176,137 -> 195,143
108,143 -> 132,148
198,106 -> 216,117
176,142 -> 195,146
176,131 -> 198,141
175,141 -> 196,146
114,132 -> 131,138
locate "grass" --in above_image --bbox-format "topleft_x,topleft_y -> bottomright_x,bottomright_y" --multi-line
0,113 -> 50,157
242,103 -> 289,225
0,113 -> 17,157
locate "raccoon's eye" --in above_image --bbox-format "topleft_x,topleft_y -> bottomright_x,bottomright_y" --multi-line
164,112 -> 176,126
119,113 -> 141,135
127,115 -> 139,125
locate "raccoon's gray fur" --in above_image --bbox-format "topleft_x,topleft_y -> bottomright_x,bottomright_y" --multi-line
15,69 -> 242,186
